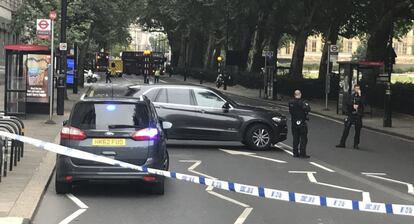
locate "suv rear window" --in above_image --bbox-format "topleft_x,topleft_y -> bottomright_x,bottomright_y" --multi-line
70,102 -> 150,130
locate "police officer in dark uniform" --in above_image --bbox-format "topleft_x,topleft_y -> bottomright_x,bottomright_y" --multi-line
105,69 -> 112,83
289,90 -> 311,158
336,84 -> 364,149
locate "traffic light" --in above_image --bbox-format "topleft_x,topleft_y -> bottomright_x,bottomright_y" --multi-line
143,50 -> 152,56
217,56 -> 223,74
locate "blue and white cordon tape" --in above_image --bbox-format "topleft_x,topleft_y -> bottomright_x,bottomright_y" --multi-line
1,131 -> 413,217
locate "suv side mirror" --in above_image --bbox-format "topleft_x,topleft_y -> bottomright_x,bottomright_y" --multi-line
63,120 -> 68,126
222,102 -> 231,113
162,121 -> 173,130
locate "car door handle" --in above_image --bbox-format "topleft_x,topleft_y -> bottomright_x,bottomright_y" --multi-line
154,105 -> 164,109
199,109 -> 206,113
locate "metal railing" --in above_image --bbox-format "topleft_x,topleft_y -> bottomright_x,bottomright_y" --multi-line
0,115 -> 24,182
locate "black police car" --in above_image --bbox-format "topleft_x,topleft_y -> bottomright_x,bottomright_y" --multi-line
85,84 -> 288,150
56,95 -> 171,194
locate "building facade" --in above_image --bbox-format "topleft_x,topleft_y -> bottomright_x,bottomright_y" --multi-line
128,24 -> 152,52
278,27 -> 414,65
0,0 -> 22,66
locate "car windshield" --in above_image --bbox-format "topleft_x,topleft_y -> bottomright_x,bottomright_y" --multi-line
70,102 -> 149,130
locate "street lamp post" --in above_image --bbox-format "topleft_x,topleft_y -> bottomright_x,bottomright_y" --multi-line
57,0 -> 67,115
223,0 -> 229,90
384,23 -> 394,127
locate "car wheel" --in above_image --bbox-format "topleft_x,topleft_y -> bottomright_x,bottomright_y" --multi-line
246,124 -> 273,151
164,151 -> 169,171
55,178 -> 72,194
151,179 -> 165,195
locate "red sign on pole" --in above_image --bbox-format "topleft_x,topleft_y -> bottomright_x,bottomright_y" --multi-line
36,19 -> 51,40
49,11 -> 57,20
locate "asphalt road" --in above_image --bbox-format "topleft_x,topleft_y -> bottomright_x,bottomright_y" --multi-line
33,75 -> 414,224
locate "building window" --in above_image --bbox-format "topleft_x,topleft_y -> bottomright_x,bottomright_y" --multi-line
312,40 -> 317,52
286,45 -> 291,54
305,41 -> 308,52
402,43 -> 407,55
347,41 -> 353,53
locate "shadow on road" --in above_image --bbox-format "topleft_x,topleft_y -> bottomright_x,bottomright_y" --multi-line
71,180 -> 170,198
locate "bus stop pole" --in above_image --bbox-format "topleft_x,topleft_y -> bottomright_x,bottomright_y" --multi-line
46,19 -> 55,124
73,43 -> 78,94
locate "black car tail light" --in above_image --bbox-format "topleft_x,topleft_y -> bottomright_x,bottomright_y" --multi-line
131,128 -> 159,141
61,126 -> 87,140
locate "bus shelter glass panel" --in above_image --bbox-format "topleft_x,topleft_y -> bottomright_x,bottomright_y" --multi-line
6,53 -> 26,114
6,92 -> 26,114
25,54 -> 51,103
7,53 -> 26,91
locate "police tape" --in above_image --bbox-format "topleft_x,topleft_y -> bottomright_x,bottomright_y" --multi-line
1,131 -> 413,217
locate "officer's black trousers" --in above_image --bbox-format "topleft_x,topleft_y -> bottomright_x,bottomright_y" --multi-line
292,124 -> 308,156
106,76 -> 112,83
339,116 -> 362,146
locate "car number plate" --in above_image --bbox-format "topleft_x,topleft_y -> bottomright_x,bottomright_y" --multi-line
92,138 -> 126,146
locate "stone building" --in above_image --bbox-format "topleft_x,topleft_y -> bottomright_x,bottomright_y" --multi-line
0,0 -> 22,66
278,27 -> 414,65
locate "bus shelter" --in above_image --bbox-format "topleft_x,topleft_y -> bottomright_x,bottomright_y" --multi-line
337,61 -> 385,115
4,45 -> 51,116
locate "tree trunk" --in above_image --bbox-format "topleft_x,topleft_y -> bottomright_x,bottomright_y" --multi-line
289,0 -> 320,79
77,25 -> 95,88
168,32 -> 181,67
365,20 -> 393,62
318,25 -> 339,79
204,33 -> 215,69
239,27 -> 254,71
177,35 -> 188,68
290,30 -> 308,78
247,11 -> 268,72
365,0 -> 404,62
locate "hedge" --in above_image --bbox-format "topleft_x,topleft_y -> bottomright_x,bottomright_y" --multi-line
172,67 -> 414,115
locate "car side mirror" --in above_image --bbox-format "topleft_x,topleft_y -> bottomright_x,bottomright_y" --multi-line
222,102 -> 231,113
63,120 -> 68,126
162,121 -> 173,130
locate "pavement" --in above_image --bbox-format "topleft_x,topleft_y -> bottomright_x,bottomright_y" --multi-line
164,74 -> 414,141
30,75 -> 414,224
0,81 -> 84,223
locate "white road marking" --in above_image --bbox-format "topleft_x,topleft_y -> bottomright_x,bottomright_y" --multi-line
219,149 -> 287,163
361,172 -> 387,176
179,160 -> 216,179
281,148 -> 293,156
310,113 -> 343,124
290,171 -> 371,202
234,207 -> 254,224
289,171 -> 317,174
207,190 -> 250,208
59,194 -> 89,224
66,193 -> 88,209
362,173 -> 414,195
310,162 -> 335,173
159,79 -> 167,83
276,142 -> 294,154
277,144 -> 336,173
58,209 -> 87,224
180,160 -> 253,223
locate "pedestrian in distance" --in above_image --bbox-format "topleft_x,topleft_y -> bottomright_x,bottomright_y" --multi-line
336,84 -> 365,149
289,90 -> 311,158
154,67 -> 161,84
105,69 -> 112,83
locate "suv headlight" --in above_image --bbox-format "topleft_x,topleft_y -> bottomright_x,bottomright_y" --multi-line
272,117 -> 282,123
